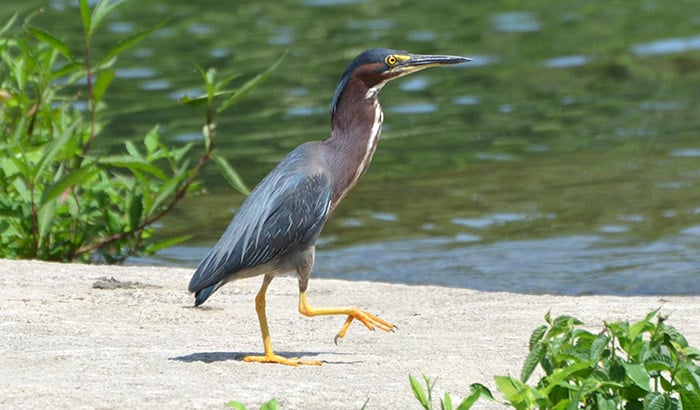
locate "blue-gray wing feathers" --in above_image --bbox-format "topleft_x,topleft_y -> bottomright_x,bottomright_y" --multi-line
188,146 -> 332,303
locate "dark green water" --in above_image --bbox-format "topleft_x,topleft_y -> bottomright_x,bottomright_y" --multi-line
4,1 -> 700,294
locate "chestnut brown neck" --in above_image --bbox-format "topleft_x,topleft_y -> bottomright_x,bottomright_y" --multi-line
322,75 -> 385,212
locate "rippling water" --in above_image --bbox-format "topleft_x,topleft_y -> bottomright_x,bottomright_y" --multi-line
3,0 -> 700,294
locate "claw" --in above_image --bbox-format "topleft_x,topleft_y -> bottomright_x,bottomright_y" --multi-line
333,309 -> 396,344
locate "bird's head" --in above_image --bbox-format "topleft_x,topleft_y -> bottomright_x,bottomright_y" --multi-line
330,48 -> 471,115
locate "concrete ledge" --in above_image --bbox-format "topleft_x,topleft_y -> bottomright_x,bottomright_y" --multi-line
1,259 -> 698,409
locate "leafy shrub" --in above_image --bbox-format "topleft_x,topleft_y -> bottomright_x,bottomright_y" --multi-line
412,310 -> 700,409
0,1 -> 280,262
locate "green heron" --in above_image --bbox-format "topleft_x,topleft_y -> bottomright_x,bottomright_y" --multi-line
189,48 -> 470,366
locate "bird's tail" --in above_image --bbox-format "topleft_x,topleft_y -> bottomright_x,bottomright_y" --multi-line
189,251 -> 225,306
193,284 -> 218,307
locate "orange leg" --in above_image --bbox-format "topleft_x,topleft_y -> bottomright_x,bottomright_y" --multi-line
298,291 -> 396,344
243,276 -> 321,366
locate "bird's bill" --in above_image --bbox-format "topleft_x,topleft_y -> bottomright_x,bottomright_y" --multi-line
408,53 -> 472,67
389,53 -> 471,77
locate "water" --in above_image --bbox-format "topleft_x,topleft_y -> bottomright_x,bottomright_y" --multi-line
3,0 -> 700,295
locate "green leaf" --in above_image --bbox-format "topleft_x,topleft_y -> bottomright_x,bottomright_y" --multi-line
686,346 -> 700,360
590,334 -> 610,361
99,156 -> 168,181
494,375 -> 530,405
211,151 -> 249,195
100,19 -> 168,66
127,193 -> 143,231
179,93 -> 207,106
37,197 -> 57,249
549,315 -> 583,336
456,384 -> 493,410
0,219 -> 9,235
204,67 -> 217,97
27,27 -> 73,61
470,383 -> 494,401
79,0 -> 91,37
124,141 -> 143,159
542,361 -> 595,395
521,342 -> 545,382
595,392 -> 618,410
92,68 -> 114,106
409,375 -> 431,410
225,401 -> 247,410
441,392 -> 452,410
630,309 -> 658,341
217,52 -> 286,113
34,124 -> 76,184
677,365 -> 700,393
621,362 -> 651,392
39,164 -> 100,207
143,235 -> 192,255
0,13 -> 18,37
10,175 -> 31,202
144,126 -> 160,157
605,321 -> 631,349
664,325 -> 689,348
644,392 -> 667,410
89,0 -> 126,39
680,386 -> 700,410
644,353 -> 673,372
104,208 -> 122,234
131,170 -> 153,213
217,72 -> 243,91
152,168 -> 188,211
259,398 -> 279,410
50,61 -> 85,82
529,325 -> 548,351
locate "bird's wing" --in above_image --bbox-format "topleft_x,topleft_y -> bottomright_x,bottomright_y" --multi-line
188,166 -> 332,294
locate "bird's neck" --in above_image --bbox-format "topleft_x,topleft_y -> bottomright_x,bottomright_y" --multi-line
323,80 -> 385,210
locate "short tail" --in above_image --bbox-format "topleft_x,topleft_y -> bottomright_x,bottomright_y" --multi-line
189,249 -> 230,306
193,284 -> 218,307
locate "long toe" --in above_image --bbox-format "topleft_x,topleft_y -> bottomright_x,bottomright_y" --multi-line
243,353 -> 322,366
335,310 -> 395,342
354,310 -> 395,332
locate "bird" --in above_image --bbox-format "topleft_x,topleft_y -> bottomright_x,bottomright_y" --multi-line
188,48 -> 471,366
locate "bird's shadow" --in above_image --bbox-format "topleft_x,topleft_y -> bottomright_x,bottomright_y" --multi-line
169,350 -> 359,365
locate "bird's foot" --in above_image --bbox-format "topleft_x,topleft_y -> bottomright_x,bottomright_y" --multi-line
242,353 -> 322,366
334,309 -> 396,344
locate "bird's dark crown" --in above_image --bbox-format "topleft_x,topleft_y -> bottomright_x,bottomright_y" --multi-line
330,48 -> 409,116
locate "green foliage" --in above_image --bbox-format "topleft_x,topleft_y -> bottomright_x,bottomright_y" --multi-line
413,310 -> 700,409
226,399 -> 278,410
410,374 -> 493,410
0,1 -> 278,262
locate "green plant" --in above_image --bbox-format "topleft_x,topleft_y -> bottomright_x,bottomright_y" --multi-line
410,374 -> 493,410
413,310 -> 700,409
0,1 -> 280,262
226,399 -> 278,410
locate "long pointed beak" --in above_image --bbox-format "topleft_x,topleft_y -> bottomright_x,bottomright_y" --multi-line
406,53 -> 472,68
389,53 -> 471,78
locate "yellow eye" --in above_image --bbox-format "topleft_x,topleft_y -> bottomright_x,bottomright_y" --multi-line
385,55 -> 398,66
